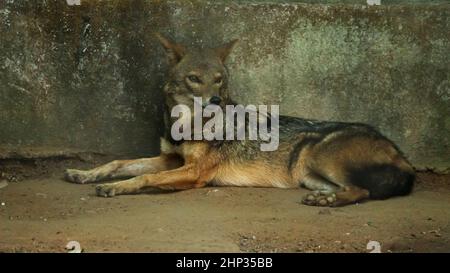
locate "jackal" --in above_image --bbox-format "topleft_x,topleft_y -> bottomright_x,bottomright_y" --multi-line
64,34 -> 415,207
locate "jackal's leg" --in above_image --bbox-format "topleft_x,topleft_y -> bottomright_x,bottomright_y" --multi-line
95,164 -> 206,197
300,173 -> 338,194
302,186 -> 369,207
64,154 -> 183,184
300,170 -> 370,207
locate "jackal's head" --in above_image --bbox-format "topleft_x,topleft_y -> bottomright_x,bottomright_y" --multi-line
156,33 -> 238,111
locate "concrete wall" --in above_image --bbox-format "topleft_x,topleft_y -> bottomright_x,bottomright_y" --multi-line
0,1 -> 449,172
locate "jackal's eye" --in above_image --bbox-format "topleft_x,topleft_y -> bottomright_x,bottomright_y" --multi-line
215,77 -> 223,84
187,75 -> 202,84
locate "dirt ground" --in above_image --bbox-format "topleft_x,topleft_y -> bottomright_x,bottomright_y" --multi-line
0,156 -> 449,253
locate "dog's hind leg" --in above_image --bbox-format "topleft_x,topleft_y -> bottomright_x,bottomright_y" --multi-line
300,173 -> 338,194
64,154 -> 183,184
300,172 -> 368,207
302,185 -> 369,207
300,167 -> 370,207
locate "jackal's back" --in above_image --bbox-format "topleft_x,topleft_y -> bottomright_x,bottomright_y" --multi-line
215,115 -> 415,198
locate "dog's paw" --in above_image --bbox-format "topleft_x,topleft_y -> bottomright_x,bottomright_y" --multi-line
96,184 -> 116,198
64,169 -> 92,184
302,191 -> 337,207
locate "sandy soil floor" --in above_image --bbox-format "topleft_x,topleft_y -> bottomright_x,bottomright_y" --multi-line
0,157 -> 449,253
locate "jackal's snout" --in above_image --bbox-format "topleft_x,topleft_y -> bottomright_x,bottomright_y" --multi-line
209,96 -> 222,105
200,95 -> 223,108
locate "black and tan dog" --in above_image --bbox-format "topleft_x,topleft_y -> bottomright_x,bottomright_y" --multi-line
64,34 -> 415,207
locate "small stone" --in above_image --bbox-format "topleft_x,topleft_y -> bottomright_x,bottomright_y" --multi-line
206,189 -> 220,195
0,180 -> 8,189
36,193 -> 47,198
1,202 -> 5,206
307,194 -> 315,201
318,209 -> 331,215
326,196 -> 334,203
319,199 -> 327,206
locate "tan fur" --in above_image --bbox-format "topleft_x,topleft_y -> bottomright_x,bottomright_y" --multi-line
310,137 -> 399,183
213,162 -> 294,188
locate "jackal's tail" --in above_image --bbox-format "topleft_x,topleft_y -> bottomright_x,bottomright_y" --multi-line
348,164 -> 415,200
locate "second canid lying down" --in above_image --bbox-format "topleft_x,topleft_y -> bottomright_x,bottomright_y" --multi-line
64,34 -> 415,207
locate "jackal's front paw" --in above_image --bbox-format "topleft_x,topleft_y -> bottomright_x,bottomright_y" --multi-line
96,184 -> 116,198
302,191 -> 337,207
64,169 -> 92,184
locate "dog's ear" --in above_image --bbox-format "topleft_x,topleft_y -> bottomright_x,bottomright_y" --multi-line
215,39 -> 238,63
155,33 -> 186,66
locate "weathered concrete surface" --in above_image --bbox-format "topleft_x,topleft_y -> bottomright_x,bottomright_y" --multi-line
0,1 -> 449,172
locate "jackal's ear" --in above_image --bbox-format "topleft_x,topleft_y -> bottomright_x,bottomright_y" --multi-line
215,39 -> 238,63
155,33 -> 186,66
